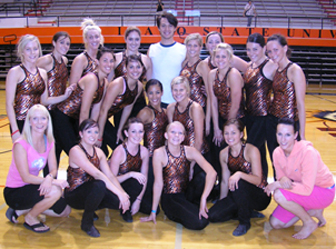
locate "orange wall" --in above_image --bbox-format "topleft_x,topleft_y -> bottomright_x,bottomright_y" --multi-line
0,26 -> 336,46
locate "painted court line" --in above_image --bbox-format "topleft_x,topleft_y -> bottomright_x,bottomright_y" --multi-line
175,223 -> 183,249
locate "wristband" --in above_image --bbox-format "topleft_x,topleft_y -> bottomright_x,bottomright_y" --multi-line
136,198 -> 142,201
11,130 -> 19,137
151,209 -> 156,214
47,173 -> 54,179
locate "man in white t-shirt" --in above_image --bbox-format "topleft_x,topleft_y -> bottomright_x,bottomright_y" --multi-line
148,12 -> 186,107
244,1 -> 256,27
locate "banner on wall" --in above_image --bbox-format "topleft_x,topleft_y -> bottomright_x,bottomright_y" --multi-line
0,26 -> 335,46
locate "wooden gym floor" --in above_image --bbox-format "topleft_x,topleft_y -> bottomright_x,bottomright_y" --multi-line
0,87 -> 335,248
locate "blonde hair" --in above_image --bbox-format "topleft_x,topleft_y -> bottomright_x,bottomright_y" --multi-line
170,76 -> 190,96
184,33 -> 203,47
166,121 -> 186,135
17,34 -> 42,62
214,43 -> 233,60
81,18 -> 104,49
124,26 -> 141,39
22,104 -> 54,146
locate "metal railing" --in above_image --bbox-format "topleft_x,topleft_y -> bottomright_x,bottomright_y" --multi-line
0,13 -> 335,29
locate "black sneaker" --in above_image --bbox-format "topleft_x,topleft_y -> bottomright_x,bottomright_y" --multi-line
121,210 -> 133,223
82,225 -> 100,238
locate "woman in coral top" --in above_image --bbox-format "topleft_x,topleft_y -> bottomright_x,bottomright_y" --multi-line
265,118 -> 335,240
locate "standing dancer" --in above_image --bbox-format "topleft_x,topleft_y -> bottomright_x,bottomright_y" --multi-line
6,34 -> 71,143
69,18 -> 103,86
36,31 -> 71,170
243,33 -> 277,178
266,34 -> 306,164
53,47 -> 113,155
97,55 -> 143,155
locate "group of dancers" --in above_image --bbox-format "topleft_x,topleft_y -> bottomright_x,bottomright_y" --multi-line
3,12 -> 334,240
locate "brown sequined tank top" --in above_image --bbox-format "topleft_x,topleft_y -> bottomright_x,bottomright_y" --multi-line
180,59 -> 207,108
244,59 -> 272,116
82,51 -> 98,77
172,100 -> 209,154
107,76 -> 139,117
66,143 -> 100,192
213,68 -> 245,120
47,54 -> 68,110
57,71 -> 105,119
144,105 -> 168,157
163,145 -> 190,194
14,64 -> 45,120
269,62 -> 298,120
118,143 -> 142,175
227,143 -> 267,189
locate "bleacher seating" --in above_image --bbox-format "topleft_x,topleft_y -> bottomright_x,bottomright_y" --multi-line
36,0 -> 335,29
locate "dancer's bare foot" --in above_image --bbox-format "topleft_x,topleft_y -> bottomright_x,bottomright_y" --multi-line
292,219 -> 317,240
308,209 -> 326,227
24,214 -> 49,233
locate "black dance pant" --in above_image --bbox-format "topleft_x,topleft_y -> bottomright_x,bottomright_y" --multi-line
64,180 -> 120,230
4,185 -> 67,214
208,179 -> 271,226
141,158 -> 160,215
246,115 -> 269,178
161,192 -> 209,230
52,108 -> 79,156
121,178 -> 143,207
101,119 -> 119,157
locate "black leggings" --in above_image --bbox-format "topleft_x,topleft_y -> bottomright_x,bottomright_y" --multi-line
64,180 -> 120,230
161,192 -> 209,230
4,185 -> 67,214
141,158 -> 160,215
121,178 -> 143,205
101,119 -> 119,157
208,180 -> 271,226
52,108 -> 79,156
246,115 -> 269,178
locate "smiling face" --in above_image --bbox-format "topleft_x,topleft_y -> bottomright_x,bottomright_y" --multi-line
276,123 -> 298,156
146,84 -> 163,107
98,52 -> 114,75
186,39 -> 201,59
124,122 -> 144,145
165,122 -> 185,146
223,124 -> 243,147
214,48 -> 230,69
172,83 -> 189,103
53,36 -> 71,56
22,40 -> 40,64
85,29 -> 101,50
80,125 -> 99,146
246,42 -> 265,64
125,30 -> 141,53
266,40 -> 287,64
126,60 -> 143,80
206,33 -> 222,55
29,109 -> 49,135
158,17 -> 176,42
